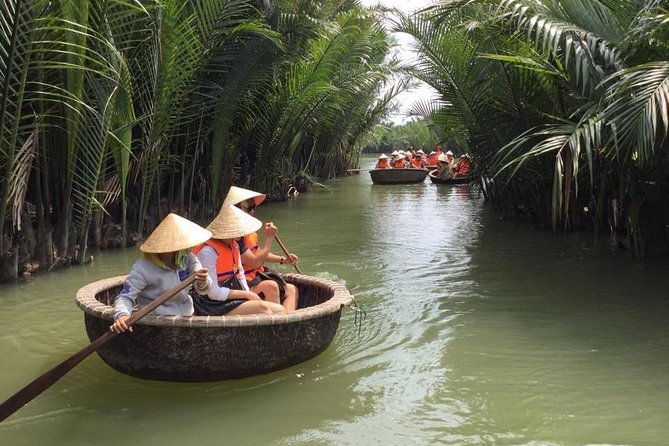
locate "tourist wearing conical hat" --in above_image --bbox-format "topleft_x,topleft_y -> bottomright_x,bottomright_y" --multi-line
192,205 -> 285,315
411,151 -> 426,169
110,213 -> 213,333
427,150 -> 438,166
392,154 -> 406,168
445,150 -> 456,167
454,153 -> 471,177
224,186 -> 299,312
375,153 -> 390,169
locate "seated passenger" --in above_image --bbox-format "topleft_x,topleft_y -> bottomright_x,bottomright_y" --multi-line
392,154 -> 407,168
193,205 -> 285,316
110,213 -> 213,333
223,186 -> 299,312
411,152 -> 426,169
375,154 -> 390,169
427,150 -> 438,166
455,154 -> 471,177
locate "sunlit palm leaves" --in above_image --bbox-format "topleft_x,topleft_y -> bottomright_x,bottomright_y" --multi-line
408,0 -> 669,255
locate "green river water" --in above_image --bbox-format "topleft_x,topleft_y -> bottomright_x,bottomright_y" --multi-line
1,156 -> 669,445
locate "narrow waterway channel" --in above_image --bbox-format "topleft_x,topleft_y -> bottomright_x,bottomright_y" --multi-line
1,156 -> 669,445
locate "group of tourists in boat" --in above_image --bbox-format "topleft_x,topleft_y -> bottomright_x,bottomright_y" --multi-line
109,186 -> 300,334
374,144 -> 471,181
375,149 -> 430,169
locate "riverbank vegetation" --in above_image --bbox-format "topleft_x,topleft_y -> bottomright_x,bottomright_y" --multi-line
399,0 -> 669,256
0,0 -> 402,280
361,118 -> 444,153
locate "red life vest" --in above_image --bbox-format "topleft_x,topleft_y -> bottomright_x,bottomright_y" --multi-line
428,153 -> 438,165
193,238 -> 241,286
375,159 -> 389,169
392,159 -> 405,168
242,232 -> 265,281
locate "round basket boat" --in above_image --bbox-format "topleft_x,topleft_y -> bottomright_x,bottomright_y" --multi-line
428,170 -> 472,184
76,274 -> 353,382
369,168 -> 428,184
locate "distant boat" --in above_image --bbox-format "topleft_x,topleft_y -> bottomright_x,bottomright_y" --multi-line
76,274 -> 353,382
370,168 -> 428,184
428,170 -> 472,184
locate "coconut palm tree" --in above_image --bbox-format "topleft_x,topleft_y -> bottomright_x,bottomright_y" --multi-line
400,0 -> 669,255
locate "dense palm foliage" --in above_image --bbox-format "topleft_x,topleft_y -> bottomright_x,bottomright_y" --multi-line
0,0 -> 401,279
398,0 -> 669,256
361,117 -> 446,153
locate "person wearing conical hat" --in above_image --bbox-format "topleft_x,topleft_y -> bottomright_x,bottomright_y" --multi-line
411,151 -> 426,169
375,153 -> 390,169
427,150 -> 438,167
224,186 -> 299,312
110,214 -> 213,333
392,154 -> 406,168
445,150 -> 456,167
454,153 -> 471,177
192,205 -> 285,316
436,153 -> 455,180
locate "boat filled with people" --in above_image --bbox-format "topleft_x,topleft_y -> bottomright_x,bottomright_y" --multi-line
76,273 -> 353,381
369,147 -> 472,185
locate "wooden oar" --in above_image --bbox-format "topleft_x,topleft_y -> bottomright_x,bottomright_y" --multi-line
275,235 -> 302,274
0,274 -> 197,423
346,168 -> 370,172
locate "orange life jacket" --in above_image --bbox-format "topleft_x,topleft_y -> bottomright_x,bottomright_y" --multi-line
411,158 -> 424,169
428,153 -> 438,165
456,159 -> 470,177
193,238 -> 242,286
392,159 -> 405,168
242,232 -> 265,281
375,159 -> 389,169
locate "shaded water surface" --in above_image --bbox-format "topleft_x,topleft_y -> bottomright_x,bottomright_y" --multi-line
2,157 -> 669,445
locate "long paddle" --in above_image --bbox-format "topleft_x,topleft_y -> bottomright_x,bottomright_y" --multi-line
275,235 -> 302,274
0,274 -> 197,423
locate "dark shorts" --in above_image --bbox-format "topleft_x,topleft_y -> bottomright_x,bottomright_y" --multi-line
192,294 -> 246,316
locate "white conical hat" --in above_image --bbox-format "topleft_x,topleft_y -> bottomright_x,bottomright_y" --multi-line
445,150 -> 454,156
222,186 -> 267,207
207,205 -> 262,239
378,153 -> 389,159
140,213 -> 212,253
438,153 -> 449,163
417,149 -> 425,155
391,150 -> 400,156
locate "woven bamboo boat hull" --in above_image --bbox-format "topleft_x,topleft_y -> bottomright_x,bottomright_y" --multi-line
369,168 -> 428,184
76,274 -> 353,382
428,170 -> 472,184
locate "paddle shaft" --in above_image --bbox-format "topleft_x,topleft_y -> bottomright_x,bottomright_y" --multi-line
0,274 -> 196,423
274,235 -> 302,274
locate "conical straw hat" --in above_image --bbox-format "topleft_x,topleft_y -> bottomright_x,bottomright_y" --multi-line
438,153 -> 449,163
378,153 -> 389,159
222,186 -> 267,207
207,205 -> 262,239
140,213 -> 212,253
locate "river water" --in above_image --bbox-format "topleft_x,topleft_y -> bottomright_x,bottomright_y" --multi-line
2,157 -> 669,445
